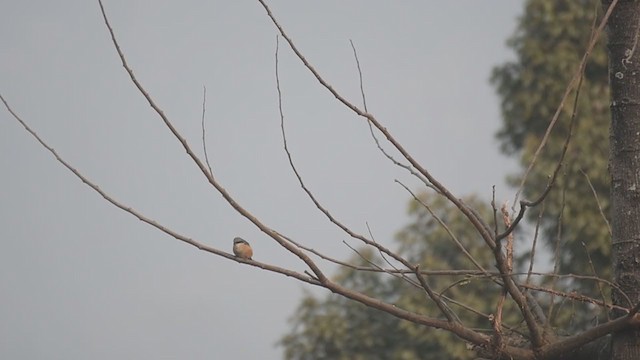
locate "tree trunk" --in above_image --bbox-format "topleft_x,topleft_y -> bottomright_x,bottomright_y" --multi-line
604,1 -> 640,359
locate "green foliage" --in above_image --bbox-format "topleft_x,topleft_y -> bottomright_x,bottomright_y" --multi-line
491,0 -> 611,288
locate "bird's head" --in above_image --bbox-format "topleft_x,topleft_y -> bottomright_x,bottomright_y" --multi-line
233,237 -> 247,245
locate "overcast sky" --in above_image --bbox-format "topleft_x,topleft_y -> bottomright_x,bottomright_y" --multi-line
2,1 -> 524,359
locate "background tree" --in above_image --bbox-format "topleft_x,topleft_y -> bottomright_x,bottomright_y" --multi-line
492,0 -> 611,286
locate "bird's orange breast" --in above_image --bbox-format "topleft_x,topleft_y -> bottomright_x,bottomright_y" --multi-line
233,243 -> 253,259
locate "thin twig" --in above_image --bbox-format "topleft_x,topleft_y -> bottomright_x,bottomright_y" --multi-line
201,85 -> 214,176
274,229 -> 386,272
547,185 -> 567,324
349,39 -> 437,192
580,168 -> 612,236
396,180 -> 488,274
275,35 -> 361,240
492,290 -> 507,354
444,294 -> 520,333
492,186 -> 499,237
582,241 -> 610,321
528,271 -> 630,307
414,264 -> 458,323
521,283 -> 625,313
342,240 -> 421,289
525,201 -> 545,286
349,39 -> 368,112
364,223 -> 418,288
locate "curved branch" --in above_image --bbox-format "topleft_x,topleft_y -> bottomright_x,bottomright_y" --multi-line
96,0 -> 327,283
275,35 -> 455,322
0,94 -> 319,286
257,0 -> 496,251
200,85 -> 214,176
349,40 -> 438,192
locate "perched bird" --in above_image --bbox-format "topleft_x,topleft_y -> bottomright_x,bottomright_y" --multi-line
233,237 -> 253,260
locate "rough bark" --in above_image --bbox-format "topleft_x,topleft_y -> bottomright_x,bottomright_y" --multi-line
604,1 -> 640,359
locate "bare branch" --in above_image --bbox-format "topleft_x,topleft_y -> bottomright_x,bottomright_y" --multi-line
350,40 -> 439,194
200,85 -> 214,176
364,224 -> 420,288
257,0 -> 496,252
539,312 -> 634,359
491,290 -> 507,355
580,168 -> 612,236
493,199 -> 547,348
97,0 -> 327,282
396,180 -> 488,274
525,201 -> 545,286
547,185 -> 567,324
582,241 -> 610,321
274,230 -> 382,272
342,240 -> 420,289
492,204 -> 515,352
500,204 -> 514,274
491,187 -> 499,237
275,36 -> 376,254
523,284 -> 624,313
413,266 -> 459,323
349,39 -> 368,112
512,0 -> 619,209
274,35 -> 390,260
0,94 -> 319,287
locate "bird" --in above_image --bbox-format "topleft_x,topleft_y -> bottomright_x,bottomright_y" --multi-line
233,237 -> 253,260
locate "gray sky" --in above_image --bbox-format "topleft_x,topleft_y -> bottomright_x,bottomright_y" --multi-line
2,1 -> 524,359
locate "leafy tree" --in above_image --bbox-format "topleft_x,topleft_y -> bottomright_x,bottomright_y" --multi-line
491,0 -> 611,286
